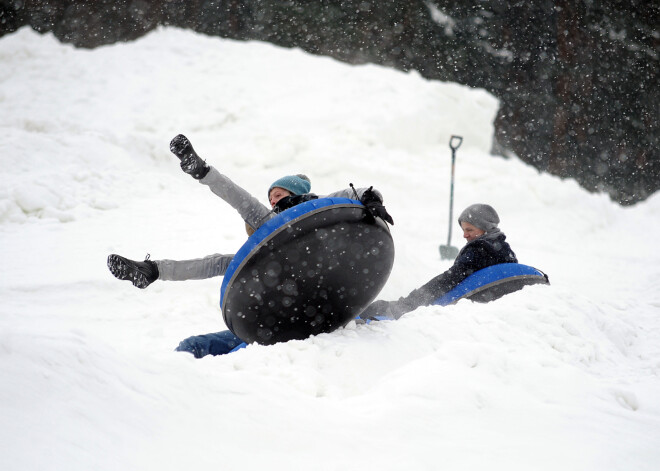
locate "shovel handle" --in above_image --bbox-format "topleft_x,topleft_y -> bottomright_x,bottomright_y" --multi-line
450,135 -> 463,151
446,135 -> 462,248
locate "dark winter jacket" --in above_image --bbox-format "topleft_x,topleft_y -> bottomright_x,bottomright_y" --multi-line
415,230 -> 517,304
363,230 -> 517,320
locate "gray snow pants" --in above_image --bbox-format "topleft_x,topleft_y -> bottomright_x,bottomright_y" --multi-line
151,166 -> 375,282
155,253 -> 234,281
152,166 -> 273,281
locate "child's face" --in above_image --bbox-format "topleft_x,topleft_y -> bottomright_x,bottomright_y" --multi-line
461,221 -> 485,242
269,187 -> 292,208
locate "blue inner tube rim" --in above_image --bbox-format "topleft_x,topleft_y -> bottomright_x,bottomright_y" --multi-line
220,197 -> 364,311
433,263 -> 548,306
447,272 -> 546,305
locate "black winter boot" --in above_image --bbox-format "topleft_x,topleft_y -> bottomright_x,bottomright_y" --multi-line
107,254 -> 159,289
169,134 -> 210,180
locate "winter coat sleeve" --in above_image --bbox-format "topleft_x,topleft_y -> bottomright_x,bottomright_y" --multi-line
198,166 -> 273,230
414,238 -> 513,304
418,246 -> 483,298
324,187 -> 384,202
388,244 -> 487,317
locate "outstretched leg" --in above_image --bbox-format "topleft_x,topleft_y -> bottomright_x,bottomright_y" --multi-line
155,253 -> 234,281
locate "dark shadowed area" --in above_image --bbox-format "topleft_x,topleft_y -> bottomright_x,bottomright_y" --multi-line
1,0 -> 657,204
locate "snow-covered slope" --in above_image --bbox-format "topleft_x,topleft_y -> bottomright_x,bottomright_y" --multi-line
1,27 -> 659,471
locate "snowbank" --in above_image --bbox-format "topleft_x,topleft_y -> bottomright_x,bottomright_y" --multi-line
1,27 -> 659,471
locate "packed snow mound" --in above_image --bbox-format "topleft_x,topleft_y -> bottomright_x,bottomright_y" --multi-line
1,26 -> 659,471
0,27 -> 496,225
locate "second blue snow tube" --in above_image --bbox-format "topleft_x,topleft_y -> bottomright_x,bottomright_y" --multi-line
433,263 -> 549,306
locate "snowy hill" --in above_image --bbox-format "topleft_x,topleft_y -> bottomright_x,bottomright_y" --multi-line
1,27 -> 659,471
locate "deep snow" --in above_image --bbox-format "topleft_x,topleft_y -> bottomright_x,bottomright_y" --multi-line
1,27 -> 659,471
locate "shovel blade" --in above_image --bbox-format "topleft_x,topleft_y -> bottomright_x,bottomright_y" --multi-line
439,244 -> 459,260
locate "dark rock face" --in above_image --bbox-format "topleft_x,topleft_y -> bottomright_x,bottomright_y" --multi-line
2,0 -> 657,205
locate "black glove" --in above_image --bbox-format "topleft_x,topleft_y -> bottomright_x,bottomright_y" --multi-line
169,134 -> 210,180
360,186 -> 394,225
273,194 -> 318,213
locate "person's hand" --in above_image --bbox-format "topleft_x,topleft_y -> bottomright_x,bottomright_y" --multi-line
360,187 -> 394,225
273,194 -> 318,213
359,300 -> 392,321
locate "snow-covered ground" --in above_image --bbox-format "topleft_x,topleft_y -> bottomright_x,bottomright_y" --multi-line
1,27 -> 659,471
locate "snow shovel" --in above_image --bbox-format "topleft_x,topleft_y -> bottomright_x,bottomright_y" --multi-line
439,135 -> 463,260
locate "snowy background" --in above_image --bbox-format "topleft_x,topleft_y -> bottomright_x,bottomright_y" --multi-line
1,27 -> 659,471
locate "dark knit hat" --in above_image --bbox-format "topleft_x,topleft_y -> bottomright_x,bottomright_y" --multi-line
268,174 -> 311,197
458,204 -> 500,232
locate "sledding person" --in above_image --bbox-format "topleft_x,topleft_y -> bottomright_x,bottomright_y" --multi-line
107,134 -> 393,289
107,134 -> 393,359
360,203 -> 517,321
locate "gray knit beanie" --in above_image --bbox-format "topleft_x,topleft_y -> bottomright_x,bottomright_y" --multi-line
458,204 -> 500,232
